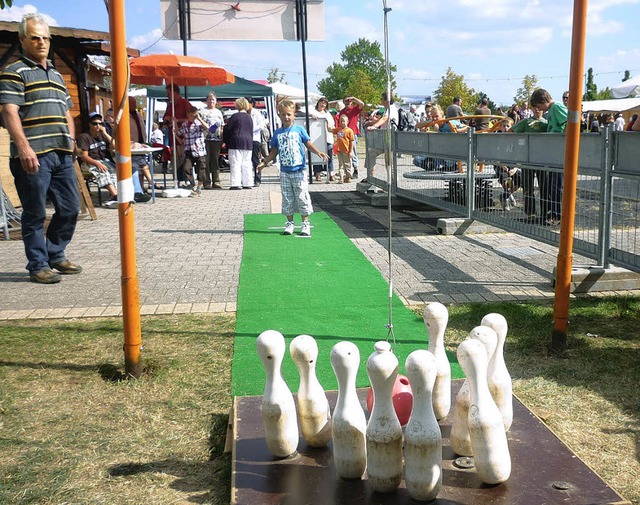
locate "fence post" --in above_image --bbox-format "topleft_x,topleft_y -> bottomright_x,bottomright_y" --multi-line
597,126 -> 613,268
466,127 -> 475,220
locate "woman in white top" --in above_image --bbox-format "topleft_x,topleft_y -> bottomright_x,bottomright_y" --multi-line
311,97 -> 335,181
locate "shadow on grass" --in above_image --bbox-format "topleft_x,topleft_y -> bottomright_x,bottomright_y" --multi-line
0,360 -> 101,372
107,413 -> 231,504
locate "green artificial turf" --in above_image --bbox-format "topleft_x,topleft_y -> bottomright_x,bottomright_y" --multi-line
231,212 -> 462,397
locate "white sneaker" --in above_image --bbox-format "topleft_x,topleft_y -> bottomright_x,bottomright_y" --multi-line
283,221 -> 295,235
300,221 -> 311,237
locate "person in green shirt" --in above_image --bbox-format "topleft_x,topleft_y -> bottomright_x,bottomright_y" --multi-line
529,89 -> 567,224
512,109 -> 549,219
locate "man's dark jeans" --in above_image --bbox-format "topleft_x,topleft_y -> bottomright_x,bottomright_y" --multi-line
10,151 -> 79,273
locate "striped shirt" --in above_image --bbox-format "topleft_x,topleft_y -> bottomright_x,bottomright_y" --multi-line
0,56 -> 74,157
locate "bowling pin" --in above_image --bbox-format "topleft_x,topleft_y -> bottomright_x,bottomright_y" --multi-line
330,341 -> 367,479
404,350 -> 442,502
481,313 -> 513,431
457,338 -> 511,485
366,341 -> 403,493
290,334 -> 331,448
256,330 -> 299,458
423,302 -> 451,420
450,326 -> 498,457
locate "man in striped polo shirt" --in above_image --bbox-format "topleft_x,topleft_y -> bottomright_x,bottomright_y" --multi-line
0,13 -> 81,284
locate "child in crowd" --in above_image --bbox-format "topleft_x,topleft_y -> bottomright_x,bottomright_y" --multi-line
493,117 -> 521,211
257,100 -> 328,237
332,114 -> 355,183
177,106 -> 208,194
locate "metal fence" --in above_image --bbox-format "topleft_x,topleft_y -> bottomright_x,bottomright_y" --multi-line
364,127 -> 640,271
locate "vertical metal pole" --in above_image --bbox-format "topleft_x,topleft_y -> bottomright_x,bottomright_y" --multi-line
109,0 -> 143,378
466,127 -> 475,220
551,0 -> 588,353
381,0 -> 396,347
296,0 -> 313,183
597,125 -> 613,267
180,0 -> 189,99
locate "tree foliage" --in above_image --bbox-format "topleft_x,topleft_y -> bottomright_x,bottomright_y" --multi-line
317,38 -> 396,107
584,67 -> 598,101
267,68 -> 286,84
513,74 -> 539,106
432,67 -> 476,113
0,0 -> 13,8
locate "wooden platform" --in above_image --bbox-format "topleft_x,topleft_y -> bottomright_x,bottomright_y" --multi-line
230,380 -> 629,505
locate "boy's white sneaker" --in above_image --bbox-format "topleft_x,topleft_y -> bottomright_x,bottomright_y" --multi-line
300,221 -> 311,237
283,221 -> 295,235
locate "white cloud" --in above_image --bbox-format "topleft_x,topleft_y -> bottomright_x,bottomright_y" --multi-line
0,4 -> 58,26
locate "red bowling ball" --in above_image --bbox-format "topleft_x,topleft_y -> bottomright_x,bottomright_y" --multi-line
367,374 -> 413,426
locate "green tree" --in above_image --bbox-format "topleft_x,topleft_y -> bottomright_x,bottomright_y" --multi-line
345,69 -> 378,112
317,38 -> 395,103
267,68 -> 286,84
595,87 -> 612,100
0,0 -> 13,7
432,67 -> 475,113
513,74 -> 539,105
583,67 -> 598,101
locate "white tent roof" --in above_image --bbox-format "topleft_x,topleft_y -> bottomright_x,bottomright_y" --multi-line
611,75 -> 640,99
268,82 -> 322,104
581,97 -> 640,113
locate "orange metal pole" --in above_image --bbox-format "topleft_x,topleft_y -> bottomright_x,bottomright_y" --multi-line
109,0 -> 143,377
552,0 -> 588,353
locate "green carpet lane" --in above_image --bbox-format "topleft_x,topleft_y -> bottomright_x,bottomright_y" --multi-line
232,212 -> 462,397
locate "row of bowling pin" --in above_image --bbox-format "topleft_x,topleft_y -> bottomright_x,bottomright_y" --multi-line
254,300 -> 454,459
450,314 -> 513,485
255,330 -> 442,501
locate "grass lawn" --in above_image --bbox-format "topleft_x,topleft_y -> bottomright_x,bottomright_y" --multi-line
1,299 -> 639,504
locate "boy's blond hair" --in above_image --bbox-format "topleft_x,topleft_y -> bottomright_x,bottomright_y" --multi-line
277,99 -> 295,113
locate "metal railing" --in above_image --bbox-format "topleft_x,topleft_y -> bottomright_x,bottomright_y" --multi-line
364,127 -> 640,271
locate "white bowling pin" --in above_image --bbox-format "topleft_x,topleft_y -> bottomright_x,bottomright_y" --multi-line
256,330 -> 299,458
457,338 -> 511,485
450,326 -> 498,457
366,341 -> 403,493
423,302 -> 451,420
481,313 -> 513,431
290,334 -> 331,448
450,380 -> 472,456
330,341 -> 367,479
404,350 -> 442,502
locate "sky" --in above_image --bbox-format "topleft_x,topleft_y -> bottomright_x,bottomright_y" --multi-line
1,0 -> 639,106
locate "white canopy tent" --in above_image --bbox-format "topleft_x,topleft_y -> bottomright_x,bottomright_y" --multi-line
268,82 -> 322,107
611,75 -> 640,99
581,97 -> 640,113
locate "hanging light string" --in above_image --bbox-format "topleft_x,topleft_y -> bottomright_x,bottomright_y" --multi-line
382,0 -> 396,350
